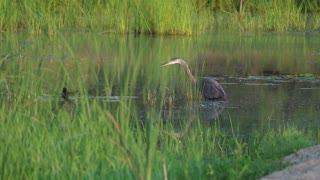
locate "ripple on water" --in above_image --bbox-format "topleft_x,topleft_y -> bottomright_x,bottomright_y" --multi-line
41,94 -> 138,102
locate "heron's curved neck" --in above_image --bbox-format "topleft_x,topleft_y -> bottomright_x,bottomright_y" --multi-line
180,61 -> 197,84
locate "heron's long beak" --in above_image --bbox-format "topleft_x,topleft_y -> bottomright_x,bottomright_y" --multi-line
161,61 -> 174,67
161,62 -> 170,67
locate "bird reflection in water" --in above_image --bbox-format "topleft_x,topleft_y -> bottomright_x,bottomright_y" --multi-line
162,100 -> 226,138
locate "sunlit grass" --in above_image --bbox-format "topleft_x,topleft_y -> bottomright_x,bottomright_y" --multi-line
1,0 -> 320,34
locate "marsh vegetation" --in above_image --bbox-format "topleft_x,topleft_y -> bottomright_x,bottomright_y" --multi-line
1,0 -> 320,34
1,1 -> 320,179
1,32 -> 320,179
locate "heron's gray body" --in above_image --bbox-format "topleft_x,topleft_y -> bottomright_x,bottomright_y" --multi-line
162,57 -> 227,101
197,77 -> 227,100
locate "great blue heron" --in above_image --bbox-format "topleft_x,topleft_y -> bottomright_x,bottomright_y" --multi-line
162,57 -> 227,101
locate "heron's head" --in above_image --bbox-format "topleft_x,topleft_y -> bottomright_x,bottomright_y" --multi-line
161,57 -> 184,67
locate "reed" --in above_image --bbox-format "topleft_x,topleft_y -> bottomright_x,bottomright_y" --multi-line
0,31 -> 319,179
0,48 -> 318,179
1,0 -> 320,34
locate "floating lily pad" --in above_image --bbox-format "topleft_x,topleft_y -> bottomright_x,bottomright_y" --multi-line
299,87 -> 320,90
244,83 -> 279,86
240,76 -> 286,81
298,73 -> 315,78
237,74 -> 319,83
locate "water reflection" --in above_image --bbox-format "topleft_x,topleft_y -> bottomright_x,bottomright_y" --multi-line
1,31 -> 320,136
162,100 -> 226,137
42,94 -> 138,103
221,78 -> 320,135
163,100 -> 226,122
160,75 -> 320,136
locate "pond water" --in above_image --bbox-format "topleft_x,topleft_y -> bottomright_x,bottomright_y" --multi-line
1,31 -> 320,136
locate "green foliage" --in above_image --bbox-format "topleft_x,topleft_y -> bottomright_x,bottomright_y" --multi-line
1,0 -> 320,34
0,32 -> 318,179
0,0 -> 207,35
295,0 -> 320,13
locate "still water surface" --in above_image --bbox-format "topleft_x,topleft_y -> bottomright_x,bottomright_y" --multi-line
1,31 -> 320,135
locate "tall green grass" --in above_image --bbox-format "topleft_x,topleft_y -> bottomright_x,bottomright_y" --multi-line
0,32 -> 319,179
1,0 -> 320,34
0,96 -> 317,179
0,0 -> 203,35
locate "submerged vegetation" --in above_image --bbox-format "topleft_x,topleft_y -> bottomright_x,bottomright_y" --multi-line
1,0 -> 320,34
